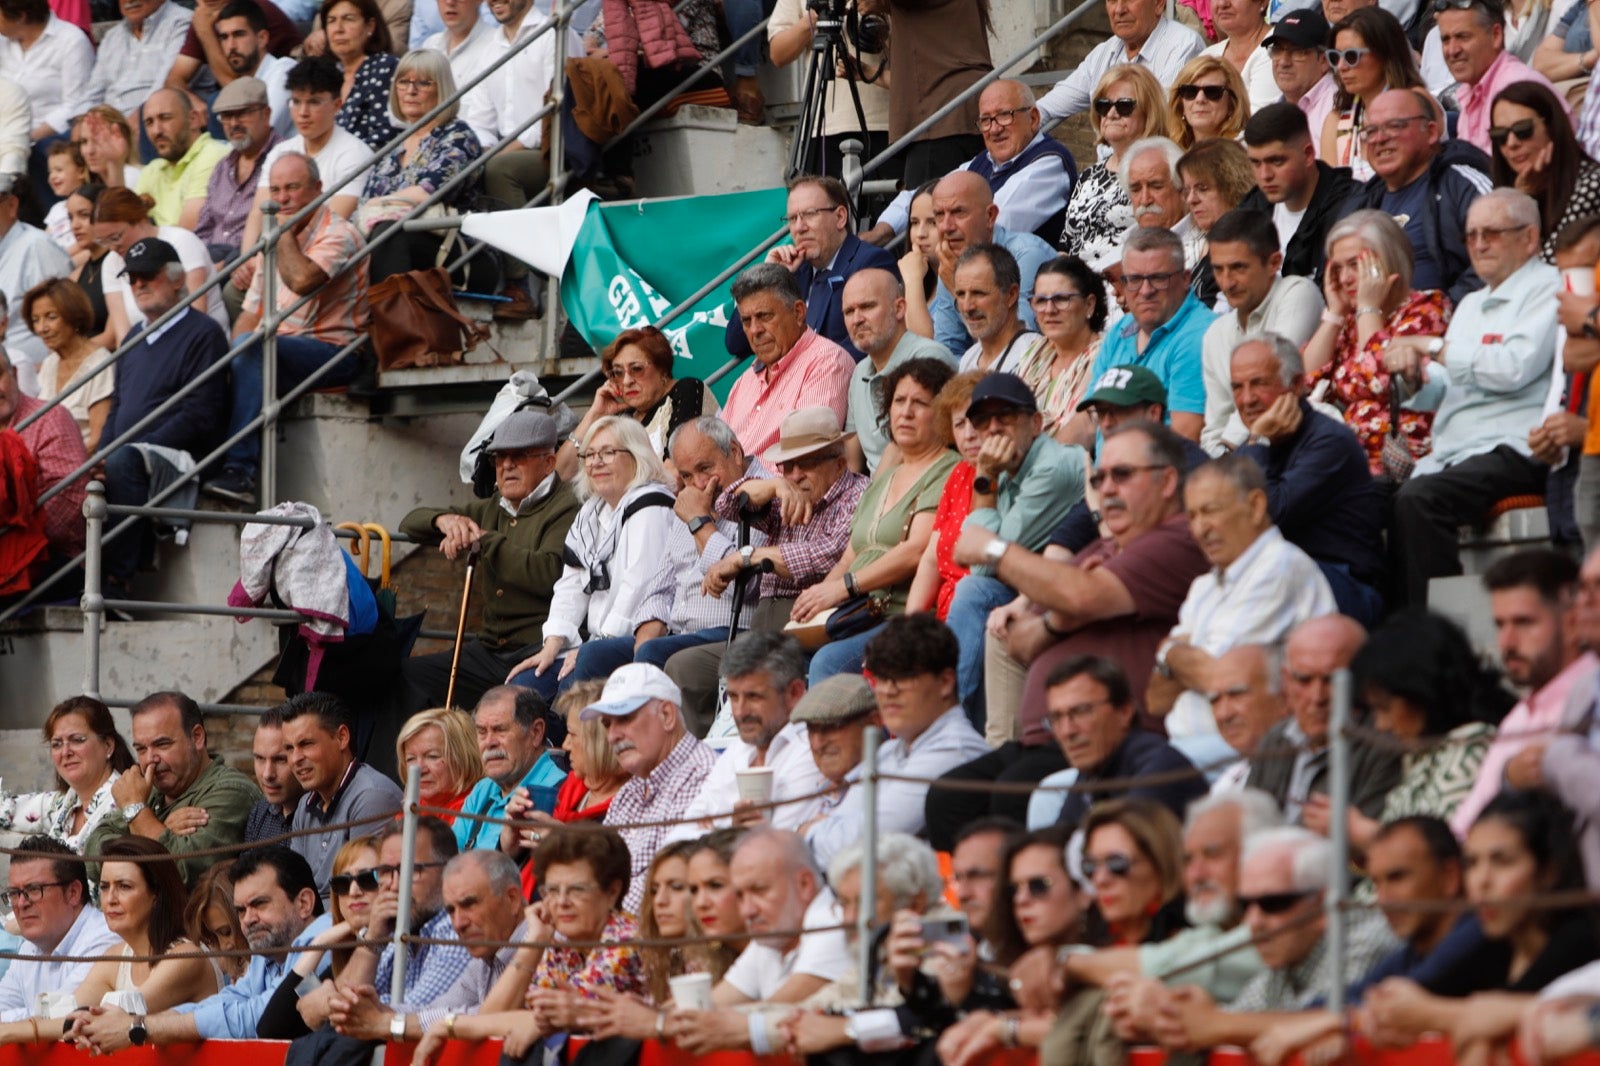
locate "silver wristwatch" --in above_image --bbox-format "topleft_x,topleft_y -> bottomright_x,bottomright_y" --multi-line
120,801 -> 146,822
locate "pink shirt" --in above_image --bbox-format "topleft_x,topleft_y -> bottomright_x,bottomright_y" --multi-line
720,328 -> 855,456
1297,74 -> 1338,154
1456,50 -> 1565,157
1451,650 -> 1598,838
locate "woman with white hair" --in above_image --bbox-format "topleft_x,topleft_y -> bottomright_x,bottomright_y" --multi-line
506,416 -> 677,702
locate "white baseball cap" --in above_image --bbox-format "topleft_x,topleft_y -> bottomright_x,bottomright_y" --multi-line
579,663 -> 683,720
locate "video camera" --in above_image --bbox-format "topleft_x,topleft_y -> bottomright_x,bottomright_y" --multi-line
805,0 -> 889,54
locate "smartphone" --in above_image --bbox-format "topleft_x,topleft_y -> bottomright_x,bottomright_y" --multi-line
919,913 -> 969,949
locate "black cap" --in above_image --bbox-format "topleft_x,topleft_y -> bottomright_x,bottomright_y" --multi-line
1262,7 -> 1330,48
120,238 -> 182,277
967,372 -> 1039,416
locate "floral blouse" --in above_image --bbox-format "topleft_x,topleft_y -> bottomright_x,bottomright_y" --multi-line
338,51 -> 400,150
0,772 -> 120,852
529,911 -> 647,1001
1018,333 -> 1102,433
1060,162 -> 1135,263
1307,289 -> 1451,476
364,119 -> 484,207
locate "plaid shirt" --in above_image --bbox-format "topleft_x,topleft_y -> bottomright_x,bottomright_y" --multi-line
375,907 -> 474,1007
413,920 -> 527,1031
1226,908 -> 1397,1012
605,733 -> 717,915
715,469 -> 868,599
10,392 -> 87,557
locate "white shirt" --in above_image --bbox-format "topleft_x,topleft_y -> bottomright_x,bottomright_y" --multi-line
84,0 -> 193,115
1166,526 -> 1336,738
424,19 -> 498,148
262,126 -> 376,203
0,219 -> 71,372
0,904 -> 122,1021
1037,18 -> 1207,123
254,53 -> 296,138
805,705 -> 990,866
0,77 -> 29,183
1202,38 -> 1280,114
1199,274 -> 1326,455
0,16 -> 93,136
722,890 -> 852,1000
476,7 -> 583,151
1272,202 -> 1307,256
960,330 -> 1042,374
667,720 -> 830,840
102,225 -> 229,333
544,482 -> 679,648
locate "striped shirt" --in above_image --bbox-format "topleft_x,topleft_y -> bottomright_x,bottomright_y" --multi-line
243,205 -> 369,347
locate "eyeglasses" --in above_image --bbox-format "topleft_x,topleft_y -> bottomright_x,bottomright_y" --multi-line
1028,292 -> 1086,312
1088,462 -> 1169,490
1464,223 -> 1531,244
1120,270 -> 1181,293
1239,890 -> 1315,915
1176,84 -> 1232,102
606,362 -> 653,380
781,206 -> 840,227
4,882 -> 68,906
1093,97 -> 1137,118
373,862 -> 447,881
1325,46 -> 1371,67
969,408 -> 1026,431
541,881 -> 598,902
1488,118 -> 1539,147
1357,115 -> 1430,142
396,77 -> 436,91
1267,42 -> 1318,59
1013,876 -> 1056,900
47,734 -> 93,752
1081,853 -> 1135,879
976,106 -> 1032,131
1044,699 -> 1111,728
951,867 -> 997,885
774,451 -> 838,473
578,446 -> 627,466
330,869 -> 382,895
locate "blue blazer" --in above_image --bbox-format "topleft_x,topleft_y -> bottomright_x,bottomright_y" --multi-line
724,233 -> 901,362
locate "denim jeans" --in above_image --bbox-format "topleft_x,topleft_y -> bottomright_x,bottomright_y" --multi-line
721,0 -> 764,76
102,444 -> 152,584
511,628 -> 731,702
221,333 -> 361,474
944,574 -> 1017,728
807,620 -> 889,685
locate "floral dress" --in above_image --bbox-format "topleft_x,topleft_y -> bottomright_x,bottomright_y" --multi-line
1307,289 -> 1451,475
1060,163 -> 1136,262
0,773 -> 120,852
338,51 -> 400,150
364,119 -> 484,207
529,911 -> 647,1001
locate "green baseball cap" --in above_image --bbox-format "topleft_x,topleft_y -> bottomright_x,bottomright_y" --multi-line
1076,365 -> 1167,412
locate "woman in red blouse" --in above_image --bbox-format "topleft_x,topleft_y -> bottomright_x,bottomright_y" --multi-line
1303,209 -> 1451,476
907,371 -> 990,621
397,708 -> 482,825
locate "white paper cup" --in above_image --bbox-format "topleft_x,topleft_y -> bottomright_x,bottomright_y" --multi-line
1565,267 -> 1597,296
735,767 -> 775,803
668,972 -> 714,1011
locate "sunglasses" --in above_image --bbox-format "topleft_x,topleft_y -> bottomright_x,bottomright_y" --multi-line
330,869 -> 381,895
1434,0 -> 1502,14
1239,890 -> 1314,915
1014,875 -> 1056,900
1088,462 -> 1168,490
1093,96 -> 1137,117
1176,84 -> 1231,102
1488,118 -> 1538,146
1081,853 -> 1135,879
1325,46 -> 1370,67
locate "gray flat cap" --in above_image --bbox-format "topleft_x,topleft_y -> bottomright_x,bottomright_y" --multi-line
487,410 -> 558,452
790,675 -> 876,725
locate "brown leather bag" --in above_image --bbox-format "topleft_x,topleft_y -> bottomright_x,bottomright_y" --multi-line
366,267 -> 490,370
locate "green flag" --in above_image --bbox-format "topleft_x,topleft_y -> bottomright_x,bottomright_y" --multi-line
560,187 -> 789,401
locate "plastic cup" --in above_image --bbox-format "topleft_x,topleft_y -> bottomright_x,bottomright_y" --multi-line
668,972 -> 713,1011
1565,267 -> 1597,296
735,767 -> 775,803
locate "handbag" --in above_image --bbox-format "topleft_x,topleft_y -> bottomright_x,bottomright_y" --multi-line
824,592 -> 886,641
366,266 -> 491,370
1380,376 -> 1416,482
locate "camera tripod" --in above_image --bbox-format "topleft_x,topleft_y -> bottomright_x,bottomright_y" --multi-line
785,1 -> 874,184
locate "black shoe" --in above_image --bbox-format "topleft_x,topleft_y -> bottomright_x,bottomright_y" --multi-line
202,469 -> 257,505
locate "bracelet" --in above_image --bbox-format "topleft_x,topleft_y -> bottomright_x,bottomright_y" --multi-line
27,1018 -> 38,1044
445,1013 -> 457,1039
1319,310 -> 1343,327
1001,1015 -> 1020,1048
655,1011 -> 666,1039
1356,306 -> 1385,318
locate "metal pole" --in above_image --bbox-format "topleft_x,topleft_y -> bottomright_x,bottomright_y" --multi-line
857,725 -> 881,1009
1327,667 -> 1352,1016
392,764 -> 421,1008
546,0 -> 567,359
259,201 -> 280,508
80,481 -> 106,699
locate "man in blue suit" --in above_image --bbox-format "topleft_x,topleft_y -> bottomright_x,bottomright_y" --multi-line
724,175 -> 899,362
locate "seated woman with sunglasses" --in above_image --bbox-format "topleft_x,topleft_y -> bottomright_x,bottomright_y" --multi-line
1321,8 -> 1427,181
1167,56 -> 1251,150
1489,81 -> 1600,262
257,835 -> 383,1039
1061,65 -> 1166,266
506,417 -> 678,701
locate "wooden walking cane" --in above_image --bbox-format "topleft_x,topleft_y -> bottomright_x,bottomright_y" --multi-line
444,542 -> 481,710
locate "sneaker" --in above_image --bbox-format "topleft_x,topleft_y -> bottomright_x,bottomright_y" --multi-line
202,469 -> 257,505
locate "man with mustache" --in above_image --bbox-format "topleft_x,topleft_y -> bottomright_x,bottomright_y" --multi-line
456,684 -> 564,852
952,244 -> 1039,375
194,77 -> 283,274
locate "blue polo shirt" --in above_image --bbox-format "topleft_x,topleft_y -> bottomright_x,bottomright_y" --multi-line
1088,291 -> 1216,417
454,750 -> 566,851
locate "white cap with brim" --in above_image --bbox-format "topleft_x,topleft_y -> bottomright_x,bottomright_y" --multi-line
579,662 -> 683,720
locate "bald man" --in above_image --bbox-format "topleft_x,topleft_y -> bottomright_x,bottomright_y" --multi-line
927,170 -> 1056,356
137,87 -> 230,230
841,268 -> 956,472
1244,615 -> 1402,830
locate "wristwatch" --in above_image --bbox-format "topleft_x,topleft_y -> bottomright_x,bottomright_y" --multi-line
120,801 -> 146,822
983,538 -> 1010,567
389,1013 -> 408,1041
972,475 -> 995,494
1155,636 -> 1179,679
686,514 -> 715,535
740,544 -> 755,568
1425,337 -> 1445,357
128,1016 -> 147,1047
